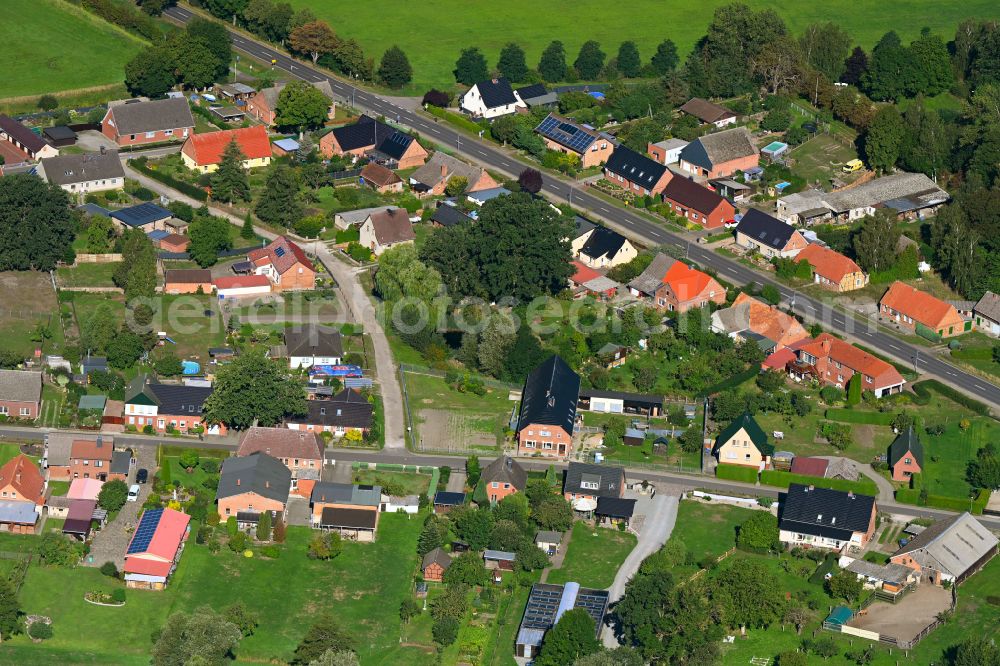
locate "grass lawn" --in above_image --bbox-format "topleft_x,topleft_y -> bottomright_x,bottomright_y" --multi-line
0,0 -> 144,99
546,522 -> 636,589
0,443 -> 35,466
48,480 -> 70,497
669,500 -> 755,563
0,270 -> 60,357
353,468 -> 433,496
56,262 -> 120,289
156,293 -> 227,361
5,514 -> 432,665
787,133 -> 859,185
950,330 -> 1000,380
284,0 -> 995,92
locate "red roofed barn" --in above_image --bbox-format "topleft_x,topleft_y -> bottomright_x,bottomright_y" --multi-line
181,125 -> 272,173
124,507 -> 191,590
247,237 -> 316,291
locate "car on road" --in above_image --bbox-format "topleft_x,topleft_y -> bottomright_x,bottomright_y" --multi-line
127,484 -> 140,502
136,468 -> 148,484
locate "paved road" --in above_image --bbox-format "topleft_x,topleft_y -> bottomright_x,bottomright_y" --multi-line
603,492 -> 678,648
121,160 -> 406,449
164,4 -> 1000,411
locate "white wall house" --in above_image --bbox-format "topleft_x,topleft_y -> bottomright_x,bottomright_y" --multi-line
460,78 -> 526,119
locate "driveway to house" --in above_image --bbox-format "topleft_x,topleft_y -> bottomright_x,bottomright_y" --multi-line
122,161 -> 405,450
284,495 -> 311,527
602,490 -> 679,648
818,455 -> 896,503
84,445 -> 157,568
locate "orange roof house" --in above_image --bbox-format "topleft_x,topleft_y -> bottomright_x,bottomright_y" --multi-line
247,236 -> 316,291
568,261 -> 619,300
181,125 -> 272,173
791,333 -> 906,397
627,253 -> 725,313
879,281 -> 967,338
796,244 -> 868,292
711,292 -> 809,350
0,454 -> 45,505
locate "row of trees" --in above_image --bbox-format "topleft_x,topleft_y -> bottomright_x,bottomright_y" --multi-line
125,19 -> 232,97
453,38 -> 679,86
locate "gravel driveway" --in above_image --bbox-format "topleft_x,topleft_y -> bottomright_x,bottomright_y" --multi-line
602,491 -> 679,648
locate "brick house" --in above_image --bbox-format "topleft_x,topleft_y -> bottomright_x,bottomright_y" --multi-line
661,175 -> 735,229
678,127 -> 758,178
409,152 -> 498,197
887,426 -> 923,483
679,98 -> 737,128
890,512 -> 998,586
603,145 -> 671,197
359,162 -> 403,193
0,454 -> 45,506
515,355 -> 580,459
359,208 -> 415,256
879,281 -> 968,338
734,209 -> 808,259
285,389 -> 374,438
779,484 -> 877,550
422,547 -> 452,582
628,253 -> 726,313
711,292 -> 809,351
216,453 -> 291,521
181,125 -> 272,173
0,369 -> 42,420
101,98 -> 195,147
123,507 -> 190,590
790,333 -> 906,398
480,457 -> 527,504
795,244 -> 869,292
125,375 -> 225,435
69,437 -> 114,480
534,113 -> 613,168
319,115 -> 427,168
39,150 -> 125,195
246,80 -> 336,126
0,114 -> 59,161
248,236 -> 316,291
562,462 -> 625,507
647,138 -> 689,165
310,482 -> 381,541
237,427 -> 323,499
163,269 -> 214,295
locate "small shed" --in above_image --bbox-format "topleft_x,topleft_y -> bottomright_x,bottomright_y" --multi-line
535,530 -> 563,556
211,105 -> 245,122
421,547 -> 453,582
595,497 -> 637,527
484,549 -> 516,571
824,606 -> 854,628
433,491 -> 466,514
43,125 -> 76,147
272,138 -> 300,157
761,141 -> 788,159
78,394 -> 107,412
623,428 -> 645,447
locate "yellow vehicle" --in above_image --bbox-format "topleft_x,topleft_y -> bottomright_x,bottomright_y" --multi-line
842,159 -> 864,173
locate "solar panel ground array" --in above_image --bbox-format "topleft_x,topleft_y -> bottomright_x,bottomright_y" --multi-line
127,508 -> 163,555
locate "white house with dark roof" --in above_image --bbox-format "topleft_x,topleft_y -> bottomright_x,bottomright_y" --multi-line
38,151 -> 125,194
359,208 -> 415,256
973,291 -> 1000,337
778,484 -> 877,550
571,224 -> 637,268
460,77 -> 527,119
283,325 -> 343,369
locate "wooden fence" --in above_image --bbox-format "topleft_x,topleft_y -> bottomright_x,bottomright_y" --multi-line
74,254 -> 123,264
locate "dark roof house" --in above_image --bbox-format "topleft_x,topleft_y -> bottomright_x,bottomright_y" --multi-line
779,484 -> 876,542
39,151 -> 125,187
285,389 -> 374,430
736,209 -> 800,252
110,203 -> 172,229
604,145 -> 667,190
579,226 -> 628,263
481,457 -> 527,491
516,355 -> 580,435
888,426 -> 924,469
473,77 -> 519,110
563,462 -> 625,498
679,98 -> 737,125
713,412 -> 774,457
431,204 -> 474,227
284,326 -> 343,359
217,453 -> 291,503
105,98 -> 195,136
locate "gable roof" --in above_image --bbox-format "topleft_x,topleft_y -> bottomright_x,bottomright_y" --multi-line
0,115 -> 47,153
563,462 -> 625,498
422,547 -> 453,571
517,355 -> 580,435
473,78 -> 518,109
40,150 -> 124,185
737,209 -> 801,251
892,512 -> 998,578
681,127 -> 755,170
516,83 -> 549,100
726,293 -> 809,347
248,236 -> 314,274
535,113 -> 601,154
797,333 -> 905,389
974,291 -> 1000,323
481,457 -> 527,491
0,455 -> 44,503
628,253 -> 678,296
431,204 -> 474,227
70,437 -> 113,461
604,145 -> 667,189
165,269 -> 212,285
107,98 -> 195,135
714,412 -> 773,456
880,281 -> 964,331
0,369 -> 41,403
111,449 -> 133,475
311,481 -> 381,507
579,226 -> 628,261
434,491 -> 466,506
182,125 -> 271,166
887,426 -> 923,469
679,98 -> 736,124
125,507 -> 190,568
779,483 -> 876,541
256,80 -> 334,111
595,496 -> 636,519
237,427 -> 323,461
796,244 -> 864,283
148,382 -> 213,416
360,162 -> 402,188
662,175 -> 729,215
214,274 -> 271,290
284,325 -> 343,358
789,456 -> 829,478
327,115 -> 414,158
661,261 -> 720,302
217,452 -> 291,502
410,152 -> 485,189
366,207 -> 415,245
109,202 -> 172,228
285,389 -> 373,429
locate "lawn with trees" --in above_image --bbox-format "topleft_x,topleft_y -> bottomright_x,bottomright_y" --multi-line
546,522 -> 637,589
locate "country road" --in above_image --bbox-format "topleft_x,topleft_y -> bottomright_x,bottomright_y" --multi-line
162,3 -> 1000,411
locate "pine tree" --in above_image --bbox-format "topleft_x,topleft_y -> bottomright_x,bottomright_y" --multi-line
574,41 -> 606,80
378,46 -> 412,89
256,509 -> 272,541
650,39 -> 678,74
454,47 -> 489,85
617,41 -> 641,78
0,578 -> 20,642
255,165 -> 303,228
211,139 -> 250,203
241,212 -> 255,240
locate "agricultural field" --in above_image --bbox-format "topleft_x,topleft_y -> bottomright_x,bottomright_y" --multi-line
1,0 -> 144,99
0,271 -> 62,358
285,0 -> 998,91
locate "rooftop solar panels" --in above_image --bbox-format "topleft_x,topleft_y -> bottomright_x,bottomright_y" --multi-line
535,114 -> 597,154
274,246 -> 286,257
518,583 -> 610,635
127,508 -> 164,555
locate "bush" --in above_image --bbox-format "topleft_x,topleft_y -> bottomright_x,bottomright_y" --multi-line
229,532 -> 250,552
99,561 -> 118,578
716,464 -> 759,483
910,380 -> 991,416
28,622 -> 53,640
260,544 -> 281,559
111,588 -> 126,603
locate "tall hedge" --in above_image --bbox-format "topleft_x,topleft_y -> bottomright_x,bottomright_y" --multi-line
716,464 -> 759,484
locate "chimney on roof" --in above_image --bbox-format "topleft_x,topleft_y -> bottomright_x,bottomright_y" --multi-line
505,458 -> 512,471
15,473 -> 20,484
265,481 -> 270,488
100,146 -> 106,155
236,478 -> 241,486
848,491 -> 854,499
440,164 -> 447,178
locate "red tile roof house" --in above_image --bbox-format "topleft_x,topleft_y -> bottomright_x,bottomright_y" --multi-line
568,261 -> 619,300
360,162 -> 403,194
101,97 -> 195,147
879,281 -> 968,338
0,454 -> 46,508
678,127 -> 758,179
164,269 -> 214,295
181,125 -> 272,174
248,237 -> 316,291
319,115 -> 428,169
790,333 -> 906,398
795,244 -> 869,293
0,369 -> 42,420
481,457 -> 527,504
237,427 -> 324,499
158,234 -> 191,253
602,145 -> 672,198
628,253 -> 726,313
69,436 -> 114,481
515,355 -> 580,459
246,80 -> 336,126
123,507 -> 191,590
789,456 -> 829,478
661,176 -> 736,230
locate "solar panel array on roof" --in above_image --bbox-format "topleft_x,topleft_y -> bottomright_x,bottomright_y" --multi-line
521,584 -> 563,629
127,508 -> 164,554
274,246 -> 286,257
535,114 -> 597,154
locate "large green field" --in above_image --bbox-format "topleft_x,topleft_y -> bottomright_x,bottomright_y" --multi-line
0,0 -> 143,99
286,0 -> 998,91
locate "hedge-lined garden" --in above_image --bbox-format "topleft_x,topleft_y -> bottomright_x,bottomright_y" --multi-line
715,464 -> 759,484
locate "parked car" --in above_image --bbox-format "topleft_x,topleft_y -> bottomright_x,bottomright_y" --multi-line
842,159 -> 864,173
136,468 -> 148,484
127,484 -> 140,502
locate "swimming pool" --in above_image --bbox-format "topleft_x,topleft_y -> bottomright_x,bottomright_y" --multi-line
181,360 -> 200,375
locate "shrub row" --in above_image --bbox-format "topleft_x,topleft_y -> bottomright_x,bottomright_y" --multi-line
77,0 -> 161,41
910,379 -> 992,416
191,103 -> 230,130
760,470 -> 878,496
715,464 -> 759,484
823,409 -> 895,426
894,487 -> 989,514
699,366 -> 760,398
130,158 -> 208,202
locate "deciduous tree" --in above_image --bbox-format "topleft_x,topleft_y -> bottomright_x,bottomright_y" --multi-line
617,41 -> 641,78
0,578 -> 21,643
650,39 -> 678,74
517,168 -> 543,194
497,42 -> 528,82
151,606 -> 242,666
293,614 -> 354,664
275,80 -> 331,131
864,105 -> 905,172
202,349 -> 306,429
454,47 -> 489,85
799,22 -> 851,82
851,209 -> 899,272
574,41 -> 606,79
535,608 -> 600,666
289,20 -> 339,64
538,41 -> 568,82
0,175 -> 74,271
188,213 -> 234,268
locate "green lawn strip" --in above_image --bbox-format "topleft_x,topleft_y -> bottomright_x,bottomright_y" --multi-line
48,481 -> 71,497
546,522 -> 637,589
824,408 -> 895,425
352,468 -> 432,496
0,443 -> 34,466
56,262 -> 121,288
668,501 -> 754,562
